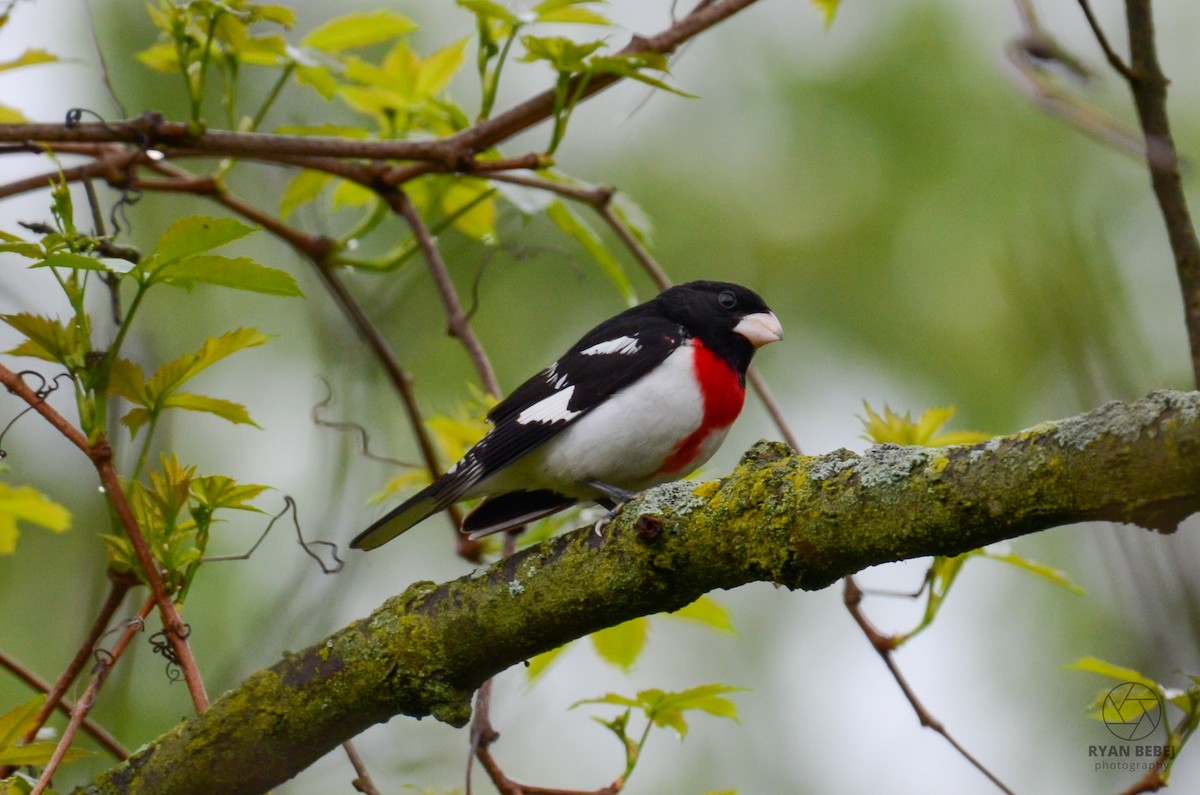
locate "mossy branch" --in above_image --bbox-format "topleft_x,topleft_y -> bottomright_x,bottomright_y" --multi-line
79,391 -> 1200,795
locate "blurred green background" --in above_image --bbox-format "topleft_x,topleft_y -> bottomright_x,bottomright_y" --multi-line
1,1 -> 1198,793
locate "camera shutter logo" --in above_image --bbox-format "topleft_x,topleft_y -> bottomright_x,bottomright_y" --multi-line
1102,683 -> 1162,741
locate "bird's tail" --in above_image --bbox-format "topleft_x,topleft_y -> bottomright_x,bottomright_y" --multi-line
350,475 -> 465,550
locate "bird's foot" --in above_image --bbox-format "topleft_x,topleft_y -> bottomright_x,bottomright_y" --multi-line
582,480 -> 640,536
583,480 -> 639,504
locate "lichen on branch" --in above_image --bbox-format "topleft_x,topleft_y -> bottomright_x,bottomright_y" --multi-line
79,390 -> 1200,795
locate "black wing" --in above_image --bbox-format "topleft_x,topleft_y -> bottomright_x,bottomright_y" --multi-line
351,312 -> 685,550
466,313 -> 686,481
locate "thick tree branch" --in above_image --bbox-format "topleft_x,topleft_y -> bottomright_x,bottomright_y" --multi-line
79,391 -> 1200,795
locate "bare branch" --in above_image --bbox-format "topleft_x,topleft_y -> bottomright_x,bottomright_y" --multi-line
843,576 -> 1016,795
30,596 -> 154,795
390,189 -> 502,397
1076,0 -> 1135,79
1122,0 -> 1200,388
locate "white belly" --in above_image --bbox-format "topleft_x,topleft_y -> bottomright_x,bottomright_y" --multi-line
482,345 -> 716,497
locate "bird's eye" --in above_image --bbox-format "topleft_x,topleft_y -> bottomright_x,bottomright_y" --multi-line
718,290 -> 737,309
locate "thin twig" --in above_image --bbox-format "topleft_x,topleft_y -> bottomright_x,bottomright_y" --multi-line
21,574 -> 133,742
1121,0 -> 1200,388
843,577 -> 1017,795
1003,40 -> 1149,164
0,363 -> 209,712
1115,709 -> 1188,795
390,189 -> 502,397
341,740 -> 381,795
1076,0 -> 1135,79
0,649 -> 129,761
30,595 -> 155,795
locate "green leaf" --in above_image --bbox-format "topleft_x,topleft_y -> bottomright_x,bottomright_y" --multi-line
160,393 -> 260,428
980,546 -> 1085,594
280,169 -> 333,218
859,403 -> 990,447
143,216 -> 259,273
0,230 -> 43,258
587,54 -> 696,98
1,313 -> 88,366
0,103 -> 29,123
237,33 -> 290,67
143,328 -> 271,400
0,741 -> 90,766
440,179 -> 496,242
520,35 -> 604,72
256,4 -> 298,27
189,475 -> 270,512
573,684 -> 745,740
0,48 -> 57,73
591,618 -> 648,672
136,42 -> 180,73
0,696 -> 43,751
118,407 -> 153,437
546,201 -> 635,305
526,643 -> 570,681
295,64 -> 339,99
670,595 -> 735,634
643,684 -> 744,738
33,251 -> 110,271
417,38 -> 469,97
155,254 -> 303,297
0,481 -> 71,553
302,10 -> 418,53
572,692 -> 642,711
1067,657 -> 1162,692
330,179 -> 377,211
534,0 -> 611,25
107,358 -> 150,406
811,0 -> 841,27
456,0 -> 518,25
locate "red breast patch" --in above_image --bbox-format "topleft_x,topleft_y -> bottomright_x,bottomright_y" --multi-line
656,340 -> 745,475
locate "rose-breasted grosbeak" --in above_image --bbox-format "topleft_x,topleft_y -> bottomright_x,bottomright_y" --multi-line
351,280 -> 783,550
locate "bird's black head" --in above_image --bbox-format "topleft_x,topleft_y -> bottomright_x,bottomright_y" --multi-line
656,281 -> 783,372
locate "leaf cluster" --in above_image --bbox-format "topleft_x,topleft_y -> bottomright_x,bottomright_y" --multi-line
573,683 -> 743,785
101,455 -> 267,600
3,182 -> 291,579
1070,657 -> 1200,784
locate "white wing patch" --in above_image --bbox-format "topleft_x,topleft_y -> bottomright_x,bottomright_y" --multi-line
581,335 -> 641,356
517,385 -> 581,425
543,362 -> 570,389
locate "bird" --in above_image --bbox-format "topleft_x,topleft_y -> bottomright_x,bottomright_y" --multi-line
351,280 -> 783,551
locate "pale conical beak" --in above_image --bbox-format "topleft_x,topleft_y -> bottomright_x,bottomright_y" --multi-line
734,311 -> 784,348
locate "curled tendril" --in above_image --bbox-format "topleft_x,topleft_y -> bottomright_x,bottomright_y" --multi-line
0,371 -> 74,459
149,624 -> 190,683
312,378 -> 412,468
205,496 -> 345,575
63,107 -> 146,237
91,615 -> 145,674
